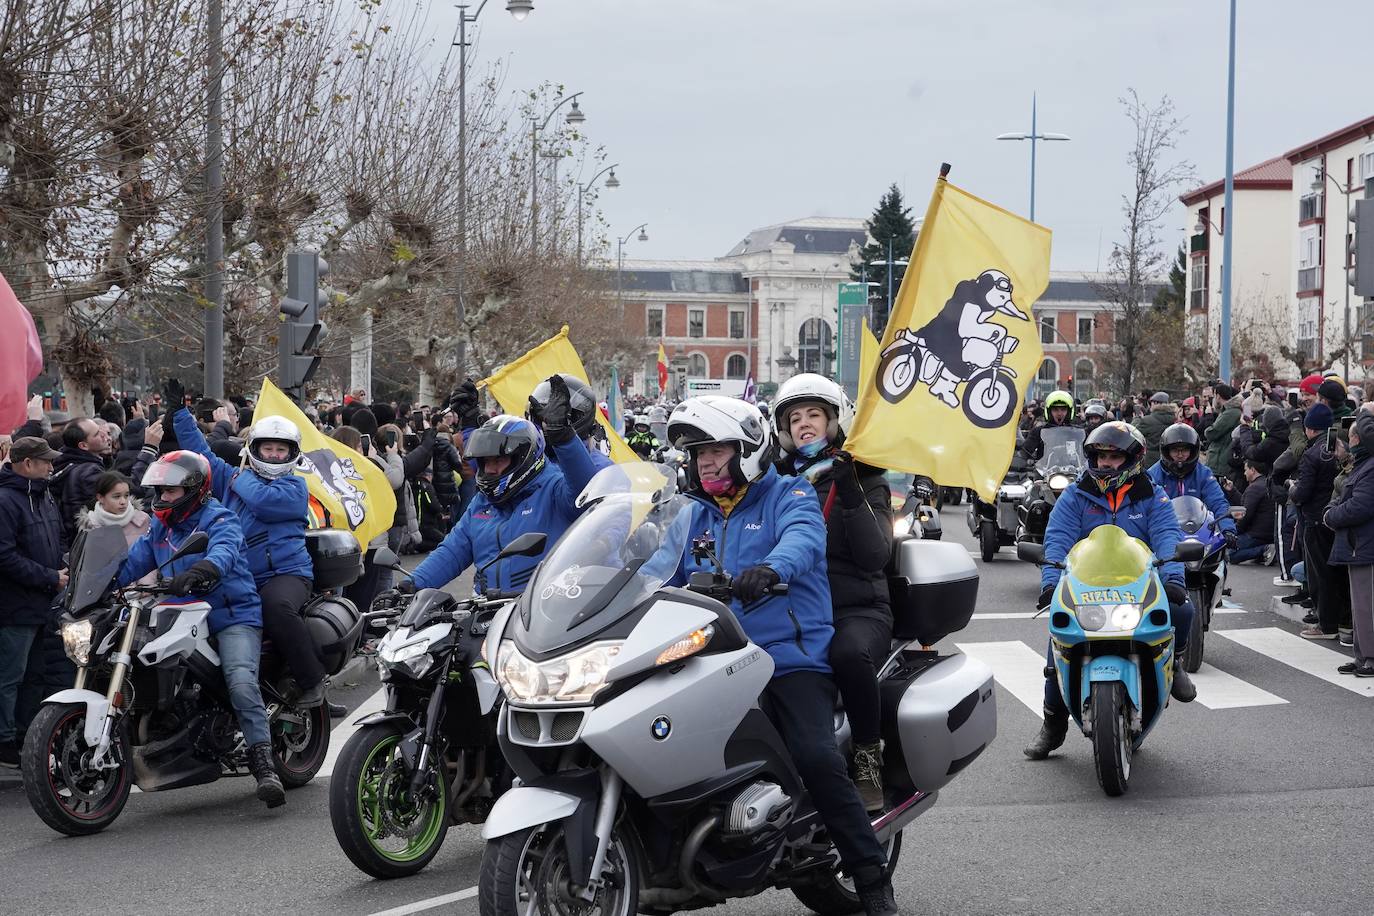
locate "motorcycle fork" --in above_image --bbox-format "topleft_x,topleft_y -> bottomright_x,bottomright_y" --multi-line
93,603 -> 142,768
578,767 -> 625,902
409,655 -> 452,796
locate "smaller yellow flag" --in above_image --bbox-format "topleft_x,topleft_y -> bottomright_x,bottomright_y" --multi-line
481,327 -> 638,464
858,318 -> 880,408
252,379 -> 397,548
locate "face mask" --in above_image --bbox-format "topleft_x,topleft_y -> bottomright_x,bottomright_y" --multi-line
701,475 -> 736,497
796,436 -> 828,458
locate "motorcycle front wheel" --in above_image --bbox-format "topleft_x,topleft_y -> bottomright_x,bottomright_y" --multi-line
979,520 -> 999,562
480,823 -> 639,916
329,719 -> 450,879
21,702 -> 132,836
1090,682 -> 1132,797
1181,589 -> 1206,673
791,830 -> 902,916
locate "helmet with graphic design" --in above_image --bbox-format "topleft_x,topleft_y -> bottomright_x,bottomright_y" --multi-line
1083,421 -> 1146,494
467,415 -> 546,507
142,450 -> 213,527
245,415 -> 302,479
1044,390 -> 1075,423
771,373 -> 854,455
1159,423 -> 1201,479
668,396 -> 775,493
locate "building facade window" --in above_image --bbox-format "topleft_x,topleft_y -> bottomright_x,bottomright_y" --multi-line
1077,315 -> 1093,345
725,353 -> 747,379
688,309 -> 705,338
688,352 -> 708,377
1037,357 -> 1058,383
1361,145 -> 1374,182
647,307 -> 664,338
729,309 -> 746,339
1190,257 -> 1208,311
1039,314 -> 1056,345
797,317 -> 833,375
1074,358 -> 1095,400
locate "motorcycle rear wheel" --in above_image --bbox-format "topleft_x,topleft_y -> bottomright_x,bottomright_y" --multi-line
21,702 -> 132,836
274,701 -> 331,788
329,720 -> 450,879
979,520 -> 999,562
480,823 -> 638,916
791,830 -> 902,916
1090,682 -> 1131,797
1181,589 -> 1206,674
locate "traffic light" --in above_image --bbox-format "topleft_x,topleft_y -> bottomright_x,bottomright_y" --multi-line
278,250 -> 328,403
1351,179 -> 1374,299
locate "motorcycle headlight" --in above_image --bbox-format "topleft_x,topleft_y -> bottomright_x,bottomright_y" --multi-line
62,618 -> 93,666
999,484 -> 1028,500
497,639 -> 623,705
1079,603 -> 1141,632
1048,474 -> 1070,491
378,630 -> 434,678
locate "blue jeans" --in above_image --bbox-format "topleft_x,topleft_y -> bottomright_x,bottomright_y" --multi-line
1044,598 -> 1195,715
215,625 -> 270,748
1229,534 -> 1271,565
0,625 -> 40,744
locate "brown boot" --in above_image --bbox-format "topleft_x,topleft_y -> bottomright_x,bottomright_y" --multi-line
851,741 -> 885,813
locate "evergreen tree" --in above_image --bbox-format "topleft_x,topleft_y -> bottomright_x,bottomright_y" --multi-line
1152,243 -> 1187,311
850,183 -> 916,336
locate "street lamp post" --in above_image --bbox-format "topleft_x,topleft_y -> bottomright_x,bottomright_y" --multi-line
996,92 -> 1071,223
871,244 -> 910,337
577,163 -> 620,266
1219,0 -> 1238,384
1314,166 -> 1353,380
531,92 -> 585,253
615,222 -> 649,321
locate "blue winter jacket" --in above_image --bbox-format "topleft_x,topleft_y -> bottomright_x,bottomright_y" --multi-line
173,408 -> 313,586
669,468 -> 833,678
1327,444 -> 1374,566
1042,473 -> 1185,591
1146,461 -> 1237,534
412,437 -> 599,594
116,498 -> 263,634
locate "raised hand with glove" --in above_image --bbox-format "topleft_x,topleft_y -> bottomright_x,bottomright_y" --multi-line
168,559 -> 220,597
448,379 -> 483,430
163,377 -> 186,416
732,565 -> 781,603
537,374 -> 576,447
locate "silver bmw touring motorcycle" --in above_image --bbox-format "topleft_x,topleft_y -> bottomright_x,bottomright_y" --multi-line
476,463 -> 996,915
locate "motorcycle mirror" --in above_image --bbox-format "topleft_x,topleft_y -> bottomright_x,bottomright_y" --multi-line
496,532 -> 547,561
374,547 -> 403,570
1166,541 -> 1206,564
1016,542 -> 1045,564
169,531 -> 209,563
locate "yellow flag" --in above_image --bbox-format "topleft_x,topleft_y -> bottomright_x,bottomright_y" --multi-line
845,176 -> 1051,502
858,317 -> 880,406
480,326 -> 638,464
252,378 -> 397,549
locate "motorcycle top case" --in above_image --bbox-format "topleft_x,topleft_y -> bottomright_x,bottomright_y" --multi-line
880,652 -> 996,794
305,529 -> 362,590
887,538 -> 979,644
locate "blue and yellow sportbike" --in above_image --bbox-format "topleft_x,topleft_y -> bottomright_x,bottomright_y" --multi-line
1020,526 -> 1203,796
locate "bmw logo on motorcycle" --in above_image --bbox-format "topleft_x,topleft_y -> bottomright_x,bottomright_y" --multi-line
650,716 -> 672,740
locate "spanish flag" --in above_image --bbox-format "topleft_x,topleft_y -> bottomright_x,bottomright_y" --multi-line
845,170 -> 1051,502
252,378 -> 397,549
480,327 -> 638,464
657,342 -> 669,394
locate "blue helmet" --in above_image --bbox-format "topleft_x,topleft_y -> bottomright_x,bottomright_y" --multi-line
468,415 -> 546,506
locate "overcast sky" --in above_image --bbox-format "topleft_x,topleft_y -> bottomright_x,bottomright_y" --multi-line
428,0 -> 1370,273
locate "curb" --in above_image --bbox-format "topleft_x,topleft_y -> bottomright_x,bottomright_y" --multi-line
1269,595 -> 1309,626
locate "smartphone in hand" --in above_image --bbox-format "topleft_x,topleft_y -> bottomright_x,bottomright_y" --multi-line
360,433 -> 372,455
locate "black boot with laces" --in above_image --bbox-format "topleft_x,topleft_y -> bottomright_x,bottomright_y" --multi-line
248,742 -> 285,808
853,865 -> 900,916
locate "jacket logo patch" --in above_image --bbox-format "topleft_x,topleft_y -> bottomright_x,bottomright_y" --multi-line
791,489 -> 807,497
744,522 -> 763,531
522,507 -> 534,516
474,511 -> 492,519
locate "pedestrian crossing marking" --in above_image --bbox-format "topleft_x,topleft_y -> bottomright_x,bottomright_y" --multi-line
956,641 -> 1047,716
971,612 -> 1044,620
1191,662 -> 1287,709
1215,628 -> 1374,697
1213,601 -> 1246,615
317,686 -> 387,780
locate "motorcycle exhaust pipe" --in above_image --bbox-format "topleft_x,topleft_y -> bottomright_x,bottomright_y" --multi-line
871,790 -> 935,843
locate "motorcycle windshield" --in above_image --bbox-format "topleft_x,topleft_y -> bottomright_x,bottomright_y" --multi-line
575,461 -> 678,509
1065,525 -> 1154,587
520,484 -> 694,656
68,525 -> 132,615
1171,495 -> 1212,536
1037,427 -> 1087,475
398,588 -> 456,629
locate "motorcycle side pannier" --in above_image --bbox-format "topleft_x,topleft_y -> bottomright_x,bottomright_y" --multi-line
305,596 -> 364,675
887,538 -> 979,645
880,652 -> 997,794
306,529 -> 362,590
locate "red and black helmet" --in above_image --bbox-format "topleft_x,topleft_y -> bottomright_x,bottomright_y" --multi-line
141,450 -> 213,527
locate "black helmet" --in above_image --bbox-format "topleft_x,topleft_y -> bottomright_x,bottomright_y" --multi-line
1083,421 -> 1146,494
1158,423 -> 1200,478
1082,404 -> 1108,427
527,374 -> 598,440
141,450 -> 213,527
467,415 -> 546,506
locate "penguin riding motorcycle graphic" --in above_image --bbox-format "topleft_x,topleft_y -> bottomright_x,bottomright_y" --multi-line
876,268 -> 1030,428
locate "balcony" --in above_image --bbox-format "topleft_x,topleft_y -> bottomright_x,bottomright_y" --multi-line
1189,288 -> 1207,312
1189,232 -> 1208,254
1299,194 -> 1324,222
1298,267 -> 1322,293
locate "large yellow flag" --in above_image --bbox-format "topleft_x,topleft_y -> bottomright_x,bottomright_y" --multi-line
480,327 -> 638,464
845,174 -> 1051,501
252,378 -> 397,549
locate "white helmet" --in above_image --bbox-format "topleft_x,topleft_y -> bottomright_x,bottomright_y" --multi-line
245,415 -> 302,478
667,396 -> 774,490
771,373 -> 854,455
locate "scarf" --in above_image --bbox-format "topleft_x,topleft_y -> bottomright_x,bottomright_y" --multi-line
712,485 -> 748,518
89,502 -> 137,528
795,436 -> 829,459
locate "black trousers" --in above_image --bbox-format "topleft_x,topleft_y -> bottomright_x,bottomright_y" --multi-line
1305,524 -> 1351,634
260,575 -> 325,689
762,671 -> 886,875
829,616 -> 892,746
345,549 -> 386,614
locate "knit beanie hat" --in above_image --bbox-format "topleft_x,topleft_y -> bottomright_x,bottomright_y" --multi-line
1299,374 -> 1324,396
1304,403 -> 1333,430
1317,379 -> 1347,404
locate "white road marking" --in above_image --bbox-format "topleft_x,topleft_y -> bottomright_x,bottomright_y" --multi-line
318,686 -> 388,780
956,640 -> 1047,716
971,611 -> 1043,620
1214,598 -> 1245,614
1216,628 -> 1374,697
369,886 -> 478,916
1190,662 -> 1288,709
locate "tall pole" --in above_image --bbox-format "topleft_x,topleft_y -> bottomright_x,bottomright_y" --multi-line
455,2 -> 486,377
1030,93 -> 1038,222
529,92 -> 584,254
1219,0 -> 1237,384
577,183 -> 584,264
996,96 -> 1068,224
886,237 -> 894,335
204,0 -> 224,398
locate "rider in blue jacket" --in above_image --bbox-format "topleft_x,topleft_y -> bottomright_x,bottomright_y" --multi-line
664,395 -> 899,916
1146,422 -> 1239,546
1025,421 -> 1197,762
116,451 -> 284,807
166,379 -> 325,708
406,378 -> 599,594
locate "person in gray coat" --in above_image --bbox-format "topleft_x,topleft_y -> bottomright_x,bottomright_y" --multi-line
1325,410 -> 1374,676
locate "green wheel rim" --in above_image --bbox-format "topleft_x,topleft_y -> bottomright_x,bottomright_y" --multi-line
355,734 -> 446,863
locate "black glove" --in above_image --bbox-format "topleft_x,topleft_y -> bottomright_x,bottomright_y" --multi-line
732,565 -> 780,604
163,378 -> 186,416
168,559 -> 219,597
830,450 -> 864,508
395,579 -> 417,595
913,476 -> 935,501
1038,584 -> 1056,610
1222,530 -> 1239,551
1164,582 -> 1188,605
449,380 -> 482,428
540,374 -> 576,447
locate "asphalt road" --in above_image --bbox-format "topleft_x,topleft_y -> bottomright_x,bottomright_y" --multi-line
3,507 -> 1372,916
